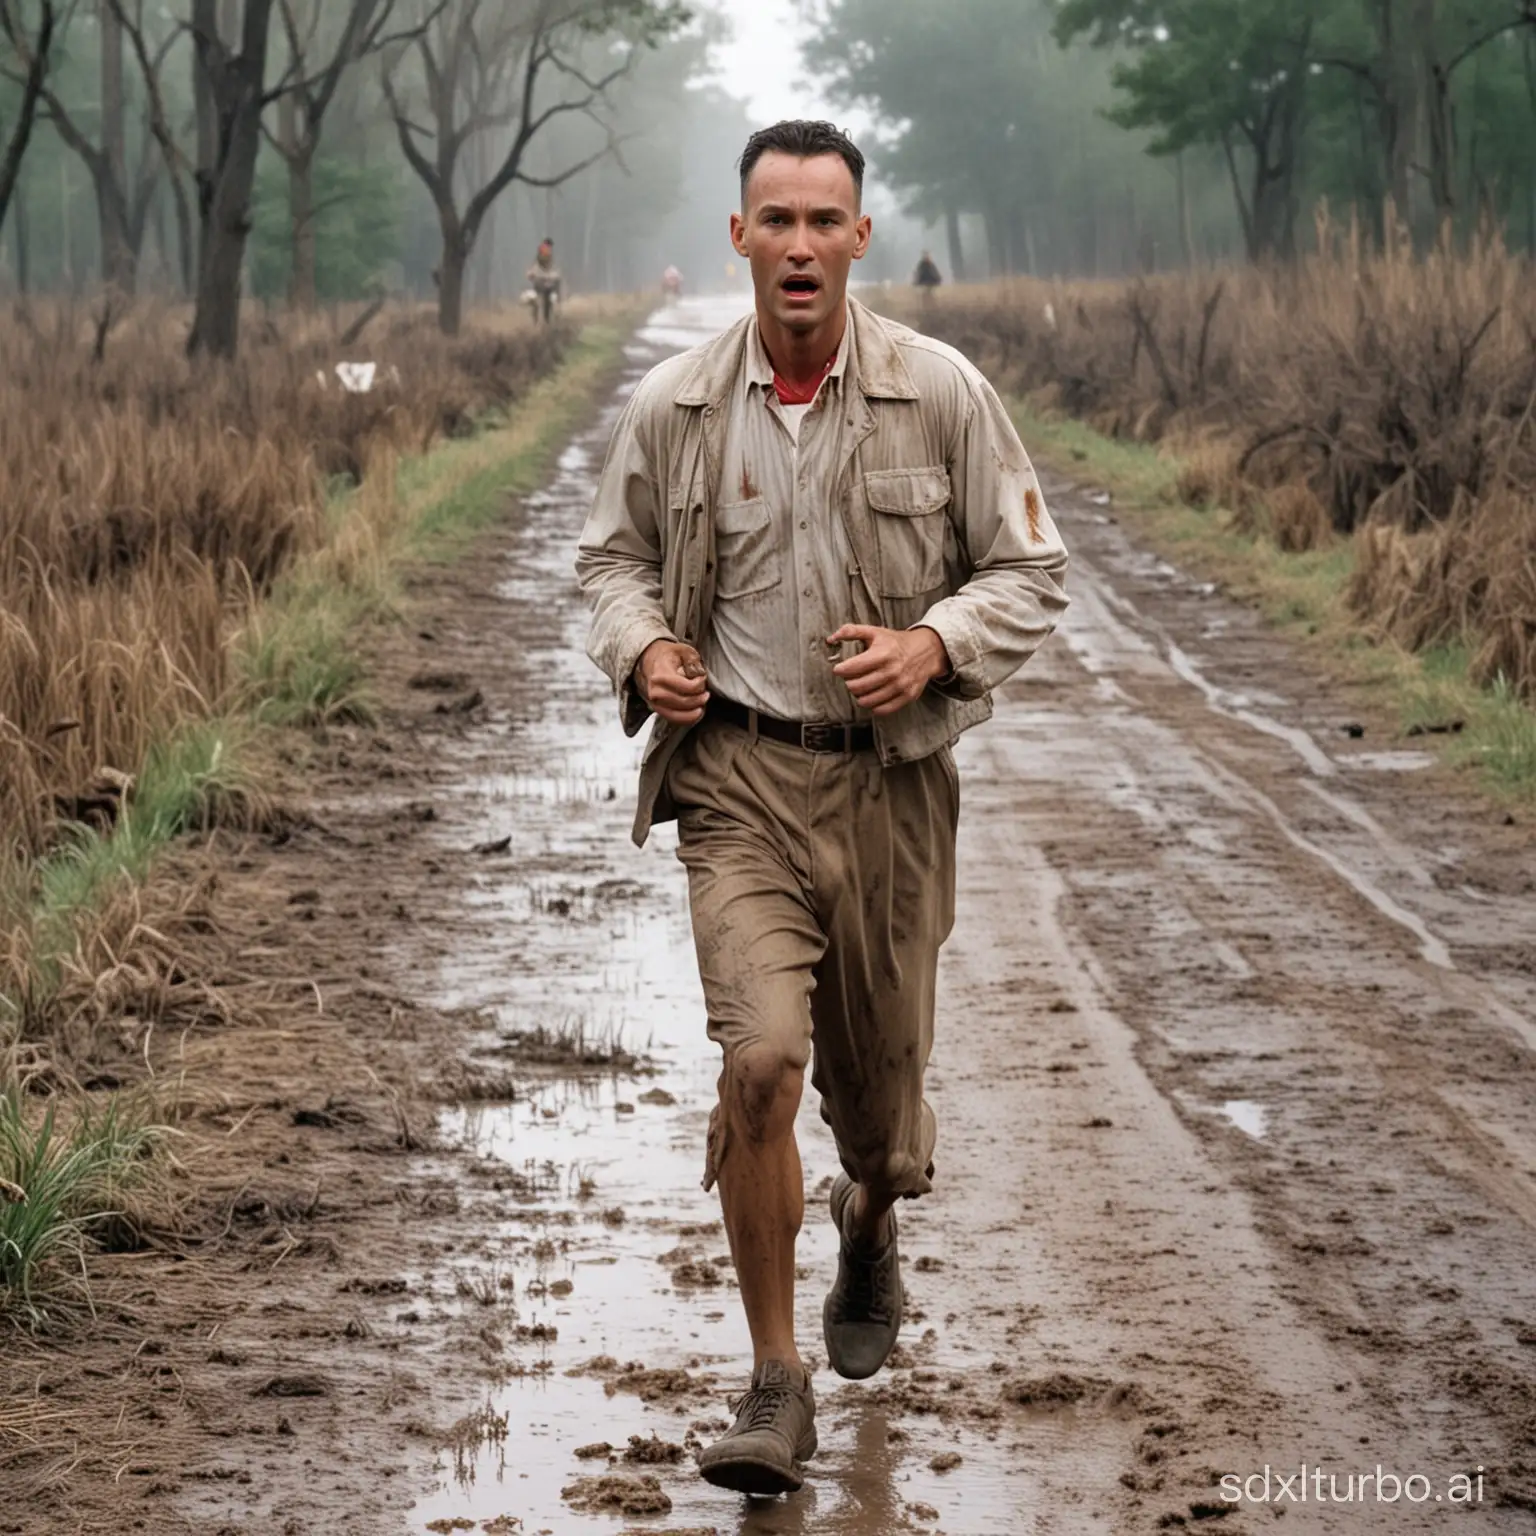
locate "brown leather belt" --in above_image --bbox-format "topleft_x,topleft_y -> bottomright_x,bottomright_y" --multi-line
707,695 -> 875,754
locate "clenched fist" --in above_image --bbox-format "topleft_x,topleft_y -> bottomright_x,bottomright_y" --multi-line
635,639 -> 710,725
829,624 -> 951,717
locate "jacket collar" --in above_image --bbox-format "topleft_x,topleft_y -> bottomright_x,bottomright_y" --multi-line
672,296 -> 920,409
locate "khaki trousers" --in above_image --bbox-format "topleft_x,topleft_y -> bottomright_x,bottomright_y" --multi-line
667,719 -> 958,1201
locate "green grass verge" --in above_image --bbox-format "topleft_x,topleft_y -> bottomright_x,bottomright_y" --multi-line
401,318 -> 629,556
1015,401 -> 1536,800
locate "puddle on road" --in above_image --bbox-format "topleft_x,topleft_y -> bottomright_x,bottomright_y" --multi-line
406,298 -> 1062,1536
1335,750 -> 1436,773
1219,1100 -> 1269,1139
1173,1091 -> 1271,1141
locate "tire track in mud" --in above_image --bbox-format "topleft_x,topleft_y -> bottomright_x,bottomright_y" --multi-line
365,299 -> 1536,1535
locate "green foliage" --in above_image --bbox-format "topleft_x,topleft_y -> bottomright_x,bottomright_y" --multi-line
1054,0 -> 1322,256
0,1086 -> 159,1327
803,0 -> 1204,274
249,153 -> 403,302
807,0 -> 1536,269
1054,0 -> 1312,154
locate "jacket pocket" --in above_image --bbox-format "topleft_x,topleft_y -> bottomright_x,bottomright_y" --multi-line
715,496 -> 779,600
865,467 -> 951,598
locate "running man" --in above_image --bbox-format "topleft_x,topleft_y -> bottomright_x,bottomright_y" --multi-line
576,119 -> 1068,1496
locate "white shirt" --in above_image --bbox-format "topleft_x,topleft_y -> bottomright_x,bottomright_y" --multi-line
698,319 -> 861,723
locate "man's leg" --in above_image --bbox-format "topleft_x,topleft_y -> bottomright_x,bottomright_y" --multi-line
808,745 -> 958,1378
716,1040 -> 806,1373
669,723 -> 825,1492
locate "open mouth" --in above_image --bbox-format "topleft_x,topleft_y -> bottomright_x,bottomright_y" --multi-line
781,275 -> 821,299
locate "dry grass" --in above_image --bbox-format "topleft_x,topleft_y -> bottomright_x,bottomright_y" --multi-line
879,215 -> 1536,701
1349,489 -> 1536,692
0,300 -> 570,868
0,295 -> 599,1327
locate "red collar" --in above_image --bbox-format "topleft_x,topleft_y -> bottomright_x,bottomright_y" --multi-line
772,349 -> 838,406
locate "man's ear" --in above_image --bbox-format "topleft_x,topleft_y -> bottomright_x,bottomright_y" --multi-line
853,213 -> 872,260
729,210 -> 749,259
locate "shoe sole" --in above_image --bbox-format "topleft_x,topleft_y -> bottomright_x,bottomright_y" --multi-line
698,1432 -> 818,1497
699,1454 -> 806,1497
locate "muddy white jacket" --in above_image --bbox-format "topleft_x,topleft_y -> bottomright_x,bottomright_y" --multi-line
576,297 -> 1070,846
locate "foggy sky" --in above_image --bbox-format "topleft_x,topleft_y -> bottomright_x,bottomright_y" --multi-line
709,0 -> 868,135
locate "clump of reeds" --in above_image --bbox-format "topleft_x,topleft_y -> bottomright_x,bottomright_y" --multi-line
0,1083 -> 162,1329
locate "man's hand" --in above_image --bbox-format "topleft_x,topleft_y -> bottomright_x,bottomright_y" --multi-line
635,639 -> 710,725
828,624 -> 951,717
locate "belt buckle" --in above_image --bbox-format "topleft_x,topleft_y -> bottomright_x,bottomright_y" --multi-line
800,722 -> 849,754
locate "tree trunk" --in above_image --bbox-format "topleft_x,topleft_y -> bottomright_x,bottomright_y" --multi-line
289,150 -> 317,308
98,0 -> 136,292
0,1 -> 54,242
581,168 -> 597,291
12,175 -> 28,292
1379,0 -> 1418,229
981,208 -> 1004,276
1423,61 -> 1456,235
437,227 -> 467,336
193,12 -> 219,280
1219,132 -> 1258,260
1175,151 -> 1193,267
280,94 -> 318,309
187,0 -> 274,359
1252,164 -> 1284,258
944,204 -> 964,282
167,164 -> 196,294
95,175 -> 136,293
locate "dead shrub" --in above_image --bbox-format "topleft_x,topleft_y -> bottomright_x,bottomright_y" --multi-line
1349,490 -> 1536,697
1174,441 -> 1248,511
1267,483 -> 1335,553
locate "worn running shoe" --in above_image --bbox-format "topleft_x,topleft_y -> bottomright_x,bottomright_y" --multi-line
696,1358 -> 817,1495
822,1173 -> 903,1380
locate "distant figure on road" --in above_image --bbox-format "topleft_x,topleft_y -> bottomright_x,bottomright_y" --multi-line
524,237 -> 561,322
662,264 -> 683,298
577,120 -> 1068,1500
913,249 -> 942,292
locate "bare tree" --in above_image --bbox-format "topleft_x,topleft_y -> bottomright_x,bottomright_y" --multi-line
108,0 -> 208,294
0,0 -> 62,241
382,0 -> 683,336
269,0 -> 441,310
37,0 -> 173,293
178,0 -> 273,356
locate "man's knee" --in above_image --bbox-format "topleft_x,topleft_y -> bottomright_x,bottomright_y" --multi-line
725,1043 -> 805,1144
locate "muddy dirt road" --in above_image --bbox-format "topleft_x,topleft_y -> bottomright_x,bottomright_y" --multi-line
167,297 -> 1536,1536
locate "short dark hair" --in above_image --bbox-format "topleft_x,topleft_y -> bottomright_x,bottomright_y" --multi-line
738,120 -> 865,207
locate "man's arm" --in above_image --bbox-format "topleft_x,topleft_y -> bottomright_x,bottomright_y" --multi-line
575,390 -> 684,735
915,370 -> 1069,699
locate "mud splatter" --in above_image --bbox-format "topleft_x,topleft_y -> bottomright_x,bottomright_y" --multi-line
1024,484 -> 1043,543
560,1472 -> 672,1515
622,1433 -> 686,1465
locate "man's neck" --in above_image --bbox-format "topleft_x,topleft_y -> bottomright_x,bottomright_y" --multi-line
756,305 -> 846,392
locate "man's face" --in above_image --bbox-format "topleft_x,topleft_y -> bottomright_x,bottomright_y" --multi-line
730,151 -> 871,336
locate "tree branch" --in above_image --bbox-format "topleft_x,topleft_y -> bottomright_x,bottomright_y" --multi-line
1445,12 -> 1536,78
0,0 -> 58,233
